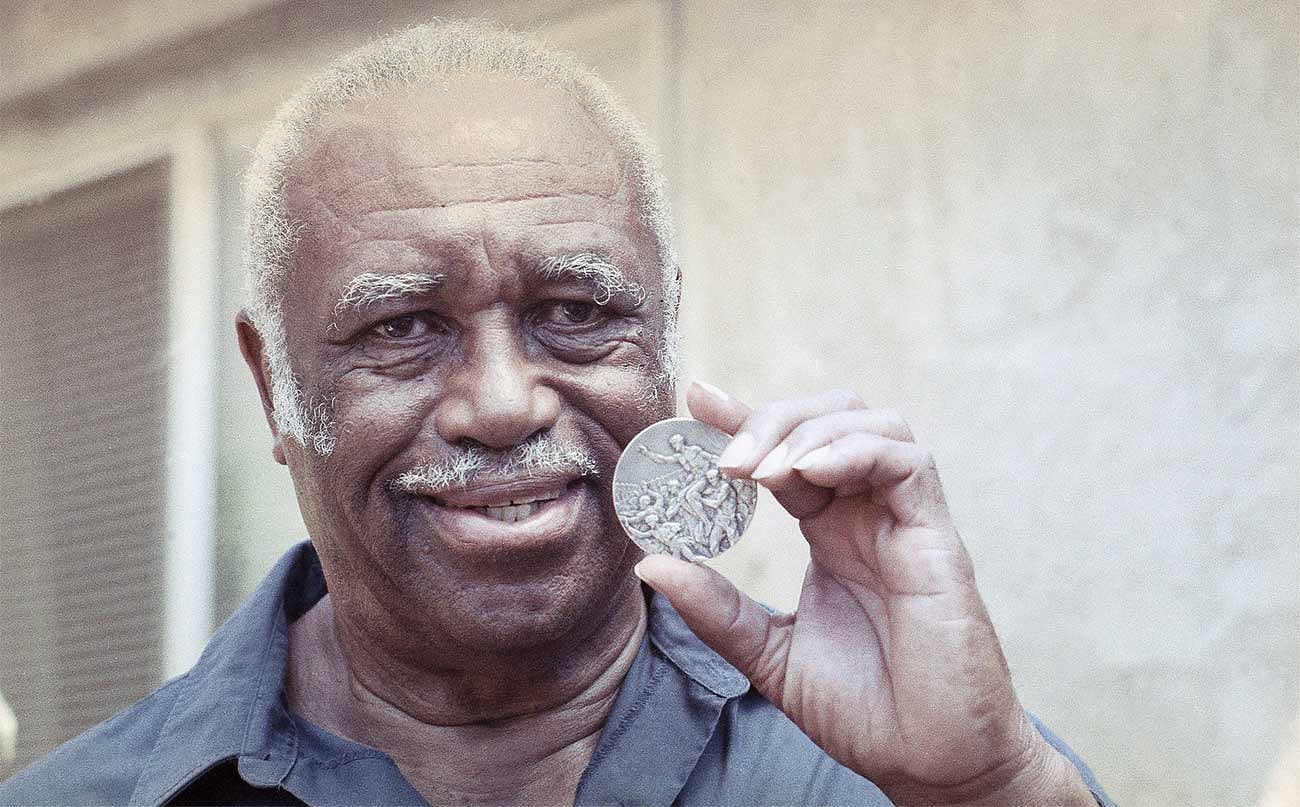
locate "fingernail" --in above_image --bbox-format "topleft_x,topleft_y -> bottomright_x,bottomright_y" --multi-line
718,432 -> 755,468
692,379 -> 732,402
634,557 -> 672,588
751,444 -> 790,479
792,445 -> 831,470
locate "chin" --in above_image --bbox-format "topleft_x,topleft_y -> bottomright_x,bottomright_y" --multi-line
424,558 -> 636,659
359,476 -> 637,660
397,536 -> 636,658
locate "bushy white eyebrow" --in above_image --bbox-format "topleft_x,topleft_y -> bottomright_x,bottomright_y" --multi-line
536,253 -> 646,306
333,271 -> 445,314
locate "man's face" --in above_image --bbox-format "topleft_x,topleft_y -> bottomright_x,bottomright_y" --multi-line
268,76 -> 674,658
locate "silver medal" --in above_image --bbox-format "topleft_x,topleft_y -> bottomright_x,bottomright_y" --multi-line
613,418 -> 757,562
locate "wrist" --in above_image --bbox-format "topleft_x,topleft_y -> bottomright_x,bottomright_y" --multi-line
883,737 -> 1096,807
961,743 -> 1095,807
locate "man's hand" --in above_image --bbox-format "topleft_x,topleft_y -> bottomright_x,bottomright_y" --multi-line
634,382 -> 1096,806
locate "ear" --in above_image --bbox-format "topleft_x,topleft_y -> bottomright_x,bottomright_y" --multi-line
236,310 -> 288,466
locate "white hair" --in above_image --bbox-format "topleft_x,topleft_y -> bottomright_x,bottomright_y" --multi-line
393,433 -> 599,494
537,252 -> 647,307
334,272 -> 446,314
243,19 -> 681,454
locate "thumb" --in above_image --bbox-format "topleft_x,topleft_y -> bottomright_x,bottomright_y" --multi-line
634,555 -> 791,702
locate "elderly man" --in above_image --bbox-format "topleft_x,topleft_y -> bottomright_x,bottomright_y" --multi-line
1,22 -> 1113,807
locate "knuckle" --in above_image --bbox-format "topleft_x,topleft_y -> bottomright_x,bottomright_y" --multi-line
783,419 -> 821,449
916,448 -> 937,471
741,403 -> 783,435
876,408 -> 915,440
720,587 -> 748,635
750,622 -> 790,704
751,395 -> 821,432
825,387 -> 865,408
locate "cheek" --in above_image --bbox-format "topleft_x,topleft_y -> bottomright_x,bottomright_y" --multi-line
324,374 -> 438,500
333,368 -> 436,433
558,362 -> 675,449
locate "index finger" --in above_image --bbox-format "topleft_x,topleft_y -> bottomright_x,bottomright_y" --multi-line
687,380 -> 836,519
686,380 -> 752,434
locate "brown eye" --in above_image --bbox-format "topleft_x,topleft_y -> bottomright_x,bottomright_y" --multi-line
557,301 -> 596,324
378,315 -> 421,339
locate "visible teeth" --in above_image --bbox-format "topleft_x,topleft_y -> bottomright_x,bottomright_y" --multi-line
473,501 -> 544,522
510,493 -> 559,505
432,488 -> 566,522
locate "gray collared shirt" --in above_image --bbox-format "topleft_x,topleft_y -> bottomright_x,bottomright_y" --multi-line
1,542 -> 1114,806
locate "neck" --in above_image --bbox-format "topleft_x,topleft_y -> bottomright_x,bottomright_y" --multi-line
286,577 -> 647,805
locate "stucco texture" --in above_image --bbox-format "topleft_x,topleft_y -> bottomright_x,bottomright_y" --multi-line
673,3 -> 1299,805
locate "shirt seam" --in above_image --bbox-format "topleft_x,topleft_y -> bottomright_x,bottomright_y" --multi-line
645,599 -> 749,698
300,752 -> 392,770
241,603 -> 285,760
126,675 -> 195,805
585,659 -> 671,769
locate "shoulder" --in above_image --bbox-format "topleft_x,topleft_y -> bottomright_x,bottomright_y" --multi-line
693,696 -> 1113,807
640,592 -> 889,803
2,543 -> 318,807
0,675 -> 186,807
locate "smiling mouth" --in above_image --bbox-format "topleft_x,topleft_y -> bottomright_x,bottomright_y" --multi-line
409,477 -> 588,553
435,490 -> 565,523
425,478 -> 581,525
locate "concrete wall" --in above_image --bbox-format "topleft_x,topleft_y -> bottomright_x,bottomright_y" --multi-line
1,1 -> 1296,804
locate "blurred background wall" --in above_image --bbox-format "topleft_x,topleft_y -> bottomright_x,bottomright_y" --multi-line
1,1 -> 1296,804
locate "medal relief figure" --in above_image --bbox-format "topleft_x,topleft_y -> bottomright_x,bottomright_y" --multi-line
617,429 -> 756,561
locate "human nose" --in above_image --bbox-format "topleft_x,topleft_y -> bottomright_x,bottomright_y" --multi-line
434,328 -> 560,449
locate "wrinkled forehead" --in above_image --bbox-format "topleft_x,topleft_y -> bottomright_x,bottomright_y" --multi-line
285,75 -> 626,212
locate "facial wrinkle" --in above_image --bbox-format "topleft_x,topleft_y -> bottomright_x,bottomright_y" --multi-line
355,189 -> 623,217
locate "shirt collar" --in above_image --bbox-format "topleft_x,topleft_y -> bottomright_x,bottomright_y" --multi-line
575,589 -> 750,805
128,542 -> 321,807
644,587 -> 750,699
127,541 -> 750,806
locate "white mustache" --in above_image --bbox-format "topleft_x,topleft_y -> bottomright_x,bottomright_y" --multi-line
391,434 -> 600,495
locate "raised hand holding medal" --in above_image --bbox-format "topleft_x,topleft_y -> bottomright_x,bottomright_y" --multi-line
630,380 -> 1099,806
